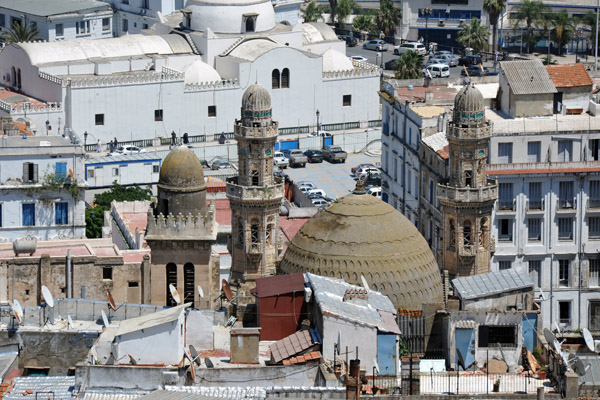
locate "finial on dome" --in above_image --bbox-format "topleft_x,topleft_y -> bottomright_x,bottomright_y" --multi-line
353,179 -> 366,194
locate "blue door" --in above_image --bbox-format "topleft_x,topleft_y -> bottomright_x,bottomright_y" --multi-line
522,313 -> 538,351
324,137 -> 333,147
377,333 -> 397,376
455,328 -> 475,370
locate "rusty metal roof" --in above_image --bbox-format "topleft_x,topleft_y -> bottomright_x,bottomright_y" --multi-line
500,59 -> 557,95
253,273 -> 305,298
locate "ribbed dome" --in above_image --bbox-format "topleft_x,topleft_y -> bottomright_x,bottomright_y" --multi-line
158,146 -> 206,192
242,83 -> 271,112
184,60 -> 221,85
454,83 -> 485,126
279,192 -> 444,310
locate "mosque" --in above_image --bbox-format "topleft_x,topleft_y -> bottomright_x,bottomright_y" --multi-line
0,0 -> 380,144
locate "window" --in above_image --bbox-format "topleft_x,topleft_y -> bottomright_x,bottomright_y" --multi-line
56,23 -> 64,37
497,142 -> 513,163
102,18 -> 110,31
590,217 -> 600,238
142,0 -> 149,8
559,301 -> 571,326
529,260 -> 541,287
143,23 -> 149,29
250,220 -> 259,244
528,141 -> 541,162
559,181 -> 574,208
498,182 -> 513,210
95,114 -> 104,125
429,180 -> 434,204
498,218 -> 512,241
245,16 -> 255,32
558,217 -> 573,240
590,301 -> 600,331
591,139 -> 600,161
590,180 -> 600,207
122,19 -> 128,32
129,281 -> 139,287
154,109 -> 163,121
22,203 -> 35,226
449,219 -> 456,248
0,204 -> 2,227
11,17 -> 22,27
23,162 -> 38,183
557,140 -> 573,162
0,14 -> 5,27
529,182 -> 542,209
251,169 -> 259,186
271,69 -> 280,89
122,0 -> 129,3
153,164 -> 160,173
208,105 -> 216,117
528,218 -> 541,241
499,260 -> 512,270
87,168 -> 94,178
407,170 -> 412,194
463,220 -> 472,246
559,259 -> 570,287
464,170 -> 472,187
55,202 -> 68,225
237,218 -> 244,245
478,326 -> 516,347
281,68 -> 289,88
590,258 -> 600,287
103,266 -> 113,280
55,162 -> 67,180
343,95 -> 352,107
112,168 -> 119,176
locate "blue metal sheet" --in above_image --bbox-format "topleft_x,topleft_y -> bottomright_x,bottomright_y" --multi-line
455,328 -> 475,370
324,137 -> 333,146
377,333 -> 397,375
276,140 -> 299,151
522,313 -> 538,351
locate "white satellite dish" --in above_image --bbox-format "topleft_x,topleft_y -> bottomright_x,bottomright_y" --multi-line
537,288 -> 547,301
337,330 -> 341,355
12,299 -> 23,325
373,358 -> 380,373
543,328 -> 557,346
360,274 -> 370,290
198,285 -> 204,299
583,328 -> 600,353
169,284 -> 181,304
189,345 -> 201,366
101,310 -> 110,327
41,285 -> 54,308
67,315 -> 74,329
554,321 -> 562,335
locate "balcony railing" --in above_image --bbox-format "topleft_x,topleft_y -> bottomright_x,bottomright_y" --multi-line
528,199 -> 544,211
589,198 -> 600,209
488,160 -> 600,173
497,199 -> 515,211
557,198 -> 576,210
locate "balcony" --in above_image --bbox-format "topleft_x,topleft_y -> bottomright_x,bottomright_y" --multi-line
589,198 -> 600,210
226,183 -> 284,201
497,199 -> 515,212
438,183 -> 497,204
488,160 -> 600,174
246,243 -> 262,264
459,244 -> 477,257
527,199 -> 544,211
557,198 -> 577,212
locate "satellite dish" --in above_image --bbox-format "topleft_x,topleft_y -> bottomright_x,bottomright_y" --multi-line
222,280 -> 232,302
583,328 -> 598,353
552,339 -> 562,354
554,321 -> 562,335
101,310 -> 110,327
189,345 -> 201,366
67,315 -> 74,329
189,362 -> 196,382
128,354 -> 137,365
373,358 -> 380,373
537,288 -> 547,301
456,348 -> 466,371
360,274 -> 370,290
198,286 -> 204,299
12,299 -> 23,325
337,330 -> 341,355
169,284 -> 181,304
106,289 -> 117,311
204,357 -> 214,368
41,286 -> 54,308
543,328 -> 557,346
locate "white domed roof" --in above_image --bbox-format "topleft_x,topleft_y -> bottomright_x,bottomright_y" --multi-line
302,22 -> 338,44
322,48 -> 353,72
185,0 -> 275,34
184,60 -> 221,85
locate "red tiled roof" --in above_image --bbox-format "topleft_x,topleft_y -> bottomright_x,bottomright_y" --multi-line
545,63 -> 593,88
279,217 -> 309,242
270,330 -> 314,363
254,273 -> 305,298
211,199 -> 231,227
437,145 -> 450,160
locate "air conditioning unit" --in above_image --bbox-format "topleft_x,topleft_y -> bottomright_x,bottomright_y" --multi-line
438,19 -> 445,27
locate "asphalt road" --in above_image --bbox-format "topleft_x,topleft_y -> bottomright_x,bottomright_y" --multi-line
282,153 -> 381,200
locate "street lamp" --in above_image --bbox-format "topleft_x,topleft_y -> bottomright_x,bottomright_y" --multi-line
420,8 -> 433,48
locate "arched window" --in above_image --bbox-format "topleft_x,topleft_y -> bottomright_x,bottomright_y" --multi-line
184,263 -> 195,307
250,219 -> 259,245
245,17 -> 255,32
17,68 -> 21,89
449,219 -> 456,249
11,66 -> 16,87
166,263 -> 177,307
480,217 -> 488,247
271,69 -> 280,89
281,68 -> 289,88
237,218 -> 244,245
463,220 -> 472,246
251,168 -> 259,186
266,223 -> 273,245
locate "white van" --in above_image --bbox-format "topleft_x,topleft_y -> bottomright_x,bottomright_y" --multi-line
367,186 -> 382,198
425,64 -> 450,78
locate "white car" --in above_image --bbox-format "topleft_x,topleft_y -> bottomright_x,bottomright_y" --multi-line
355,166 -> 380,179
115,145 -> 148,155
424,64 -> 450,78
349,55 -> 368,63
307,188 -> 327,198
297,181 -> 316,189
311,198 -> 329,208
308,131 -> 333,138
394,42 -> 427,56
367,186 -> 382,198
273,151 -> 289,168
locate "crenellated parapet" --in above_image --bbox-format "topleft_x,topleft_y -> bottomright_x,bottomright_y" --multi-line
3,101 -> 63,114
39,71 -> 63,85
145,201 -> 217,241
68,70 -> 184,88
184,79 -> 240,92
323,66 -> 379,80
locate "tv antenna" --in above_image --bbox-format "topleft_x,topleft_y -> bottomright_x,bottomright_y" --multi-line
169,284 -> 181,305
11,299 -> 23,326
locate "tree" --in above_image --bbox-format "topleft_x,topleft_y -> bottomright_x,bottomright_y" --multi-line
509,0 -> 549,52
456,18 -> 490,52
375,0 -> 402,38
394,51 -> 423,79
582,11 -> 597,55
0,21 -> 41,43
353,14 -> 375,33
483,0 -> 507,54
328,0 -> 337,25
85,182 -> 152,238
550,10 -> 576,55
335,0 -> 356,27
302,1 -> 323,23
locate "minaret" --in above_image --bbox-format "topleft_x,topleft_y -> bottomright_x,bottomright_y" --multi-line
227,84 -> 284,310
438,84 -> 497,277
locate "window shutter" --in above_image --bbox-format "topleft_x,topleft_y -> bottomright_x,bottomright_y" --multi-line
23,163 -> 29,182
33,163 -> 38,182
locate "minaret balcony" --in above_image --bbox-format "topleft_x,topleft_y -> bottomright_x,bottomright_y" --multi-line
226,183 -> 284,201
458,244 -> 477,257
438,183 -> 497,203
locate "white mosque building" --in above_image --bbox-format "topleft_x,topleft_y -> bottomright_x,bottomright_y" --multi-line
0,0 -> 379,145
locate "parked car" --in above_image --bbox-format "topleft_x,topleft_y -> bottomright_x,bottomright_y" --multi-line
424,64 -> 450,78
426,57 -> 446,67
363,39 -> 388,51
211,158 -> 231,170
349,55 -> 368,63
304,149 -> 323,163
322,145 -> 347,163
432,53 -> 458,67
458,55 -> 482,66
311,198 -> 329,208
114,145 -> 148,155
338,35 -> 357,47
394,42 -> 427,56
298,181 -> 316,189
281,149 -> 307,167
307,188 -> 327,198
308,193 -> 334,202
351,163 -> 377,175
273,151 -> 289,168
362,172 -> 382,187
308,131 -> 332,138
461,64 -> 490,77
367,186 -> 382,198
355,166 -> 380,179
383,58 -> 401,70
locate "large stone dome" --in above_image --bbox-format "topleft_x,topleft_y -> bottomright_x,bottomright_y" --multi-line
242,83 -> 271,112
454,83 -> 485,127
158,145 -> 206,192
279,191 -> 444,310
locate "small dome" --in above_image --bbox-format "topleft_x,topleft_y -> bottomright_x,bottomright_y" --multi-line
184,60 -> 221,85
242,83 -> 271,112
158,146 -> 206,192
185,0 -> 275,34
454,83 -> 485,126
322,48 -> 353,72
302,22 -> 338,44
280,191 -> 444,310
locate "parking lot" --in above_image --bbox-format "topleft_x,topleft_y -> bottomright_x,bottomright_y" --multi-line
282,153 -> 381,200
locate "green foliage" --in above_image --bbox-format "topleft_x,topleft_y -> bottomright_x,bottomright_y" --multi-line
27,171 -> 82,202
335,0 -> 356,26
509,0 -> 549,52
302,1 -> 324,23
582,11 -> 597,43
483,0 -> 507,53
456,18 -> 490,52
549,10 -> 576,53
375,0 -> 402,38
85,181 -> 152,238
394,51 -> 423,79
0,21 -> 41,43
398,337 -> 408,356
353,14 -> 376,33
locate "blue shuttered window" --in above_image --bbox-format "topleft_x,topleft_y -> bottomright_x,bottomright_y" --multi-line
55,202 -> 68,225
22,203 -> 35,226
56,162 -> 67,180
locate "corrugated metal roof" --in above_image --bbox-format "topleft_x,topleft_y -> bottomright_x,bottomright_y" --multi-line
253,273 -> 305,298
3,376 -> 75,400
87,153 -> 162,164
141,388 -> 267,400
0,0 -> 109,17
116,303 -> 190,336
451,268 -> 534,300
305,273 -> 396,332
500,60 -> 557,95
82,389 -> 149,400
422,131 -> 448,153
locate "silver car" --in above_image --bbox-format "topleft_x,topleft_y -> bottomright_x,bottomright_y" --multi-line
433,53 -> 458,67
426,57 -> 445,67
363,39 -> 388,51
